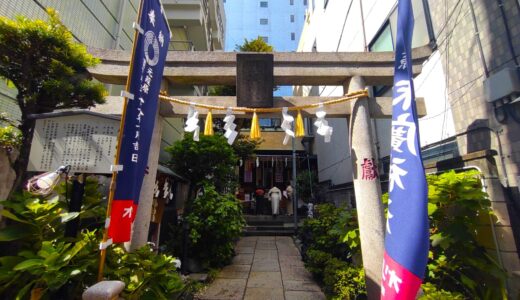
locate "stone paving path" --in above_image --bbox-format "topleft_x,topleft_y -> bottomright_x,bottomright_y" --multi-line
196,236 -> 325,300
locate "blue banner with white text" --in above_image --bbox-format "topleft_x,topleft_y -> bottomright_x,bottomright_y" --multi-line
108,0 -> 171,243
381,0 -> 429,298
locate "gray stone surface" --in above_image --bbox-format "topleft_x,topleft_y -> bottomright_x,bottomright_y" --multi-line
244,287 -> 284,300
285,291 -> 326,300
196,279 -> 247,300
88,46 -> 432,86
82,280 -> 125,300
197,236 -> 325,300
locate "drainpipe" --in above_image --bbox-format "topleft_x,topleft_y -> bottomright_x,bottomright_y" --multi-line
467,0 -> 489,77
113,0 -> 127,50
497,0 -> 519,67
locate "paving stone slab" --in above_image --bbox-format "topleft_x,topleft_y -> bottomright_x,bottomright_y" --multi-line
244,287 -> 284,300
221,265 -> 251,272
246,272 -> 283,289
275,236 -> 292,242
217,269 -> 250,279
236,241 -> 257,248
253,249 -> 278,259
277,247 -> 300,256
285,291 -> 326,300
257,236 -> 276,241
278,255 -> 304,267
232,254 -> 254,265
196,278 -> 247,300
281,266 -> 314,281
283,280 -> 322,292
238,236 -> 258,243
256,243 -> 277,250
251,261 -> 280,272
236,247 -> 255,254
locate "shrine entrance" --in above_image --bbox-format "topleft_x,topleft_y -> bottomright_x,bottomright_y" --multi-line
88,45 -> 431,296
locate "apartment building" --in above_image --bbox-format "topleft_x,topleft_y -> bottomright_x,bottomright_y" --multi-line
297,0 -> 520,294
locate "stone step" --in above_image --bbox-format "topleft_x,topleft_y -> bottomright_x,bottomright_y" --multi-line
246,225 -> 294,231
243,229 -> 294,236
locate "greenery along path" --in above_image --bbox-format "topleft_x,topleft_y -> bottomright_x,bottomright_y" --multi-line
196,236 -> 325,300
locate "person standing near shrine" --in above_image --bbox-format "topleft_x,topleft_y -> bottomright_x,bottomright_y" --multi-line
268,186 -> 282,217
285,183 -> 294,216
255,187 -> 266,215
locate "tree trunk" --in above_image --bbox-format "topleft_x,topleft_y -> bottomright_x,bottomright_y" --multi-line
9,116 -> 36,197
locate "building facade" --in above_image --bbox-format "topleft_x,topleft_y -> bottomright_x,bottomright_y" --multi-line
297,0 -> 520,294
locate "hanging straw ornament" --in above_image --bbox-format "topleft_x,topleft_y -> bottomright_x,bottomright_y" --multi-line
280,107 -> 295,145
250,111 -> 261,139
295,110 -> 305,137
223,108 -> 238,145
204,110 -> 214,136
314,103 -> 333,143
184,104 -> 200,141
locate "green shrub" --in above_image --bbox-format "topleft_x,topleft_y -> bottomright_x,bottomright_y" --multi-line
304,249 -> 334,282
166,134 -> 238,193
106,245 -> 183,300
0,125 -> 22,152
299,203 -> 359,261
184,184 -> 245,268
419,282 -> 465,299
424,170 -> 506,298
0,229 -> 99,299
322,257 -> 366,299
0,186 -> 184,299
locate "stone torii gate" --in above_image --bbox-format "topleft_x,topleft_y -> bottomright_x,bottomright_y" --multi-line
88,46 -> 431,298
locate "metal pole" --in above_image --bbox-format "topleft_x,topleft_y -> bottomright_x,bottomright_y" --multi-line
292,135 -> 298,231
65,174 -> 85,238
97,0 -> 144,282
307,154 -> 313,199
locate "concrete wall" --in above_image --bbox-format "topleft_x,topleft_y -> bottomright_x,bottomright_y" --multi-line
426,0 -> 520,195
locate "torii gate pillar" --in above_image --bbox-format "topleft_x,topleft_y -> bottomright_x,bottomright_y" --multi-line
346,76 -> 385,299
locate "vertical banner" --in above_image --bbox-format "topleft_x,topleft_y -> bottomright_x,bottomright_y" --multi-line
108,0 -> 171,243
382,0 -> 429,299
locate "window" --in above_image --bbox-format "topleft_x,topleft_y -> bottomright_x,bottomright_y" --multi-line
260,18 -> 268,25
290,0 -> 294,5
367,0 -> 434,96
260,36 -> 269,43
260,1 -> 268,7
291,32 -> 295,40
290,15 -> 295,22
369,23 -> 393,52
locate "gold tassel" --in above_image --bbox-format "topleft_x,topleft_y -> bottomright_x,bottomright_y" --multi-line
250,111 -> 261,139
295,110 -> 305,137
204,110 -> 214,136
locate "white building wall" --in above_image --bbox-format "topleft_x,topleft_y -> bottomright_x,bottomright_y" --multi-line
298,0 -> 455,187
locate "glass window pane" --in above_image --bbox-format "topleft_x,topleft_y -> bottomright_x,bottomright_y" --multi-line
370,25 -> 393,52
